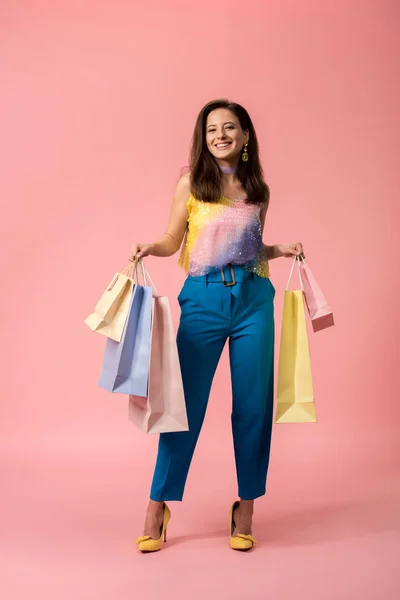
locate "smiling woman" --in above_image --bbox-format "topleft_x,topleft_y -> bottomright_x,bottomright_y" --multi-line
189,100 -> 270,206
129,98 -> 304,554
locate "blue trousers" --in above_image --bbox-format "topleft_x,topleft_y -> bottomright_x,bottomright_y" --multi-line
150,264 -> 275,501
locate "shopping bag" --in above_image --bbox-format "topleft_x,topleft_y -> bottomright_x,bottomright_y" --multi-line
84,263 -> 134,342
275,257 -> 317,423
298,257 -> 334,333
98,260 -> 153,396
129,293 -> 189,434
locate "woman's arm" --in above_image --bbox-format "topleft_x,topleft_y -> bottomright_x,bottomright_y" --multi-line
259,201 -> 280,260
263,243 -> 282,260
129,174 -> 191,260
259,201 -> 304,260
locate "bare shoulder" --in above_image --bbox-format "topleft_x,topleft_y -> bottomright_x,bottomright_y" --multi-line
173,171 -> 192,205
176,171 -> 191,193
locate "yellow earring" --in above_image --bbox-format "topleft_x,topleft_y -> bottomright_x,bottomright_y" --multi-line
242,140 -> 249,162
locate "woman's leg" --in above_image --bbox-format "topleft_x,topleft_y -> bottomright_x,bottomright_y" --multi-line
143,311 -> 225,538
149,279 -> 229,502
229,276 -> 275,531
231,500 -> 254,535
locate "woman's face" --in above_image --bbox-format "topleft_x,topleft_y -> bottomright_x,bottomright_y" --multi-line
205,108 -> 248,164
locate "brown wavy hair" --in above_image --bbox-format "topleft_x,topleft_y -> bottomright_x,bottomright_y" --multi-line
182,98 -> 269,207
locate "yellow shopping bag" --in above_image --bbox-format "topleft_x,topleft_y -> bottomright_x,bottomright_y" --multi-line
275,257 -> 317,423
84,262 -> 136,342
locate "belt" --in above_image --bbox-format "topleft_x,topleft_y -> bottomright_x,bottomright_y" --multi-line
188,264 -> 254,287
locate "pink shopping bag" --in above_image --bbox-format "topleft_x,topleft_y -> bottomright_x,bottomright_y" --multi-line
128,274 -> 189,434
298,257 -> 334,333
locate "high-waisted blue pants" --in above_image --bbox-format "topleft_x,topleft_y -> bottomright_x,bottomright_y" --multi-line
150,264 -> 275,501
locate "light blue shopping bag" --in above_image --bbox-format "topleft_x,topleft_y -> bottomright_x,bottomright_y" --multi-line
98,281 -> 153,396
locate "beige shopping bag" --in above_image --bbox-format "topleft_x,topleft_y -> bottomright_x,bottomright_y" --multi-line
129,285 -> 189,434
275,257 -> 317,423
84,263 -> 135,342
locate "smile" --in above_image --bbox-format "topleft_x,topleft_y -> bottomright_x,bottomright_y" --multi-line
215,143 -> 231,149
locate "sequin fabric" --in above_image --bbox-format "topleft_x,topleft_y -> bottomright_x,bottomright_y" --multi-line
178,194 -> 270,278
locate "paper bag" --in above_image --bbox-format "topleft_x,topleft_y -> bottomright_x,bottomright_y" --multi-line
129,294 -> 189,434
299,258 -> 334,333
85,264 -> 134,342
275,258 -> 317,423
98,282 -> 153,396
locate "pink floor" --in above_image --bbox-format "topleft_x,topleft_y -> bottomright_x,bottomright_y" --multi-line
1,1 -> 399,598
1,428 -> 398,600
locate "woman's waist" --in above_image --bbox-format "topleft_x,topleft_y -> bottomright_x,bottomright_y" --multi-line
187,264 -> 265,285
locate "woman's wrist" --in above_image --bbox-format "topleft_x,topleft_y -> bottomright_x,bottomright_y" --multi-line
145,242 -> 156,256
264,244 -> 282,260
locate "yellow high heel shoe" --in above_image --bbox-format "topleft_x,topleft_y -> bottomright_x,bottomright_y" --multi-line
136,502 -> 171,553
229,501 -> 257,551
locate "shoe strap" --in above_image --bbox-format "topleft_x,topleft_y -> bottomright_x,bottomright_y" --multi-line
236,533 -> 257,544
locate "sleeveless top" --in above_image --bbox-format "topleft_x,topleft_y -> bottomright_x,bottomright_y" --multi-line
178,193 -> 270,278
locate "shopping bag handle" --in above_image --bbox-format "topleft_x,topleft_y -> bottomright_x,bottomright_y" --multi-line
141,260 -> 158,294
299,255 -> 309,267
121,263 -> 136,275
286,256 -> 304,291
122,259 -> 146,283
132,257 -> 159,294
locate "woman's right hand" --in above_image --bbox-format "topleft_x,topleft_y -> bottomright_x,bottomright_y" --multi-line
129,242 -> 154,262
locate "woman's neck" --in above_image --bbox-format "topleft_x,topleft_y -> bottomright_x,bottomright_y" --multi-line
218,163 -> 238,183
220,172 -> 237,184
219,164 -> 237,174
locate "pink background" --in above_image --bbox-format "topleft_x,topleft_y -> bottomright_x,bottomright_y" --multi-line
1,1 -> 398,598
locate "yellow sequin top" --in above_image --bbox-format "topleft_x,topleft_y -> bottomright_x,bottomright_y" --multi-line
178,193 -> 270,278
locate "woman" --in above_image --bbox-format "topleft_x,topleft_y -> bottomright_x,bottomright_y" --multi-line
130,99 -> 304,552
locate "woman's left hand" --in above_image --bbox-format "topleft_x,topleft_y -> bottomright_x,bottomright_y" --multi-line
277,242 -> 305,259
